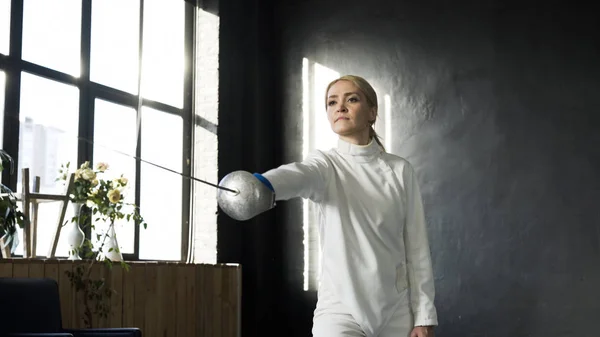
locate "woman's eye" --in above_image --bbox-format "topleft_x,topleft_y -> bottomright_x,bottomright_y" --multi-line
328,100 -> 336,106
348,97 -> 359,102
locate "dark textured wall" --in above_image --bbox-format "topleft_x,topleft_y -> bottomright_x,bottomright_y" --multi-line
270,1 -> 600,337
217,1 -> 283,336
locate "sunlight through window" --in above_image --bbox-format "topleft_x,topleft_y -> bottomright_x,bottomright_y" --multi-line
91,0 -> 140,94
302,58 -> 310,291
312,63 -> 340,151
141,0 -> 185,108
193,8 -> 220,263
384,94 -> 392,152
16,72 -> 79,257
302,58 -> 339,291
2,0 -> 201,262
139,107 -> 183,261
0,0 -> 10,55
93,99 -> 137,254
22,0 -> 81,76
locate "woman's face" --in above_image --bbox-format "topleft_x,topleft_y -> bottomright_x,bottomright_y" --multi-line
326,80 -> 376,144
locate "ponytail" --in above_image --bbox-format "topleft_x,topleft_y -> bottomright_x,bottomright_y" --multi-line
369,124 -> 386,152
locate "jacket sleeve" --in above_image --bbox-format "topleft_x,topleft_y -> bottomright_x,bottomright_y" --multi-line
403,162 -> 438,327
261,151 -> 330,203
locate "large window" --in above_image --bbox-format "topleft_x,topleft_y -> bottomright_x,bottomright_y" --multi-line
1,0 -> 200,261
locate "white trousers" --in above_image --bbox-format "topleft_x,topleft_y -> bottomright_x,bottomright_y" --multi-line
312,291 -> 414,337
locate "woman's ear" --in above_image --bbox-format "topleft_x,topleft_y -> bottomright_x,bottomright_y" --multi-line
369,107 -> 377,123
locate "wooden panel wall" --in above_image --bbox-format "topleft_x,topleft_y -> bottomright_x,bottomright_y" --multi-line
0,259 -> 241,337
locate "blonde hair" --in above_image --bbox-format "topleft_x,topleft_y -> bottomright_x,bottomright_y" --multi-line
325,75 -> 386,151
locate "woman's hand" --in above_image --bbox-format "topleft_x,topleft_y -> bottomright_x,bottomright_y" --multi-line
410,326 -> 434,337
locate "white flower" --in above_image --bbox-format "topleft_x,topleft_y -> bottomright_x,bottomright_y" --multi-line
112,177 -> 127,189
74,169 -> 82,180
81,168 -> 96,181
91,179 -> 99,187
107,189 -> 121,203
95,162 -> 109,172
86,200 -> 95,208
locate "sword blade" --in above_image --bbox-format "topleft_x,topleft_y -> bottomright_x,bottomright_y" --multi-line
5,115 -> 238,194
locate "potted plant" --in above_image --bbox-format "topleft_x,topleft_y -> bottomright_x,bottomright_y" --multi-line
0,149 -> 26,258
57,160 -> 147,327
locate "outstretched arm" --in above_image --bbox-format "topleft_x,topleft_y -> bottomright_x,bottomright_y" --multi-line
217,151 -> 330,221
262,151 -> 330,203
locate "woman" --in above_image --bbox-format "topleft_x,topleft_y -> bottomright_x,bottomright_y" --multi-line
222,75 -> 438,337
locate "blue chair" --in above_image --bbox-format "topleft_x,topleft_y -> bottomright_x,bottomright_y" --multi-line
0,277 -> 141,337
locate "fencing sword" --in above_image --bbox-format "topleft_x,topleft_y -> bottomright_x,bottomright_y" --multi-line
2,115 -> 275,221
75,135 -> 275,221
59,133 -> 237,194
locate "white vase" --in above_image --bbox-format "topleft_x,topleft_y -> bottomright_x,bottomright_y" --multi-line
65,202 -> 85,260
102,222 -> 123,262
0,233 -> 12,258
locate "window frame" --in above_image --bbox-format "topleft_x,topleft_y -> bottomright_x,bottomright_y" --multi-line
0,0 -> 195,261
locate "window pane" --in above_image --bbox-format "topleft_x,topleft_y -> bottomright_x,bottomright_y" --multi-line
139,107 -> 182,260
16,73 -> 79,257
22,0 -> 81,76
141,0 -> 185,108
0,0 -> 10,55
92,99 -> 137,254
91,0 -> 140,94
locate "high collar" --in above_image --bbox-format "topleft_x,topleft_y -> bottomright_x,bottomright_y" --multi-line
336,137 -> 381,156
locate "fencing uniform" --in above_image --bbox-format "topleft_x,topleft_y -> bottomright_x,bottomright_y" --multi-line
262,138 -> 437,337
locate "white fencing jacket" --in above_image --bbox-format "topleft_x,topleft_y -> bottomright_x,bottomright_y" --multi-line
262,138 -> 438,337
